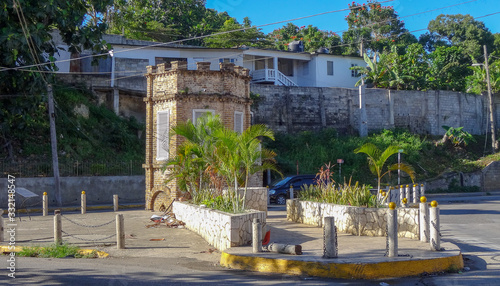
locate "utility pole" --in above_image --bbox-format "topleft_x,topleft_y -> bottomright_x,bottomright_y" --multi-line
359,41 -> 368,137
483,45 -> 498,152
47,84 -> 62,206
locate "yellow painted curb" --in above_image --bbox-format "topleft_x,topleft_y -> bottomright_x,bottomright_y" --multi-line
0,245 -> 109,258
220,252 -> 464,279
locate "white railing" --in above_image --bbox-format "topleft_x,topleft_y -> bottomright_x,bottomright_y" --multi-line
251,69 -> 297,86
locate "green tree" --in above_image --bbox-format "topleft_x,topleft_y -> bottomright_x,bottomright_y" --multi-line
423,14 -> 494,60
204,17 -> 266,48
267,23 -> 343,54
354,143 -> 415,192
343,1 -> 413,56
427,46 -> 470,91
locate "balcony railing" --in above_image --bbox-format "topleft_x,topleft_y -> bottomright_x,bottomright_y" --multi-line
251,69 -> 297,87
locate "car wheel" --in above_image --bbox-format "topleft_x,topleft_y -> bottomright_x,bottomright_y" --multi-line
276,195 -> 286,205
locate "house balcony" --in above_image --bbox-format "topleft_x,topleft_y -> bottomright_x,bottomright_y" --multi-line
251,69 -> 298,87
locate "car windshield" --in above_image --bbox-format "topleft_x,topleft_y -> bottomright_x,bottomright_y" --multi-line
272,177 -> 294,188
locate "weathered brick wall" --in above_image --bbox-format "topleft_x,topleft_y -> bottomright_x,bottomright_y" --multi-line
144,62 -> 256,211
251,85 -> 498,136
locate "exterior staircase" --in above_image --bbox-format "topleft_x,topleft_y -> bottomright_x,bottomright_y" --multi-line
251,69 -> 298,87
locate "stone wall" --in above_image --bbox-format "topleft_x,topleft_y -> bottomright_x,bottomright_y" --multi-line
115,58 -> 149,91
172,201 -> 266,251
0,176 -> 145,208
236,187 -> 268,213
251,85 -> 499,136
482,161 -> 500,192
287,199 -> 419,239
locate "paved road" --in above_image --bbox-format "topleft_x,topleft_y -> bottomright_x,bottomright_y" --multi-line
3,196 -> 500,285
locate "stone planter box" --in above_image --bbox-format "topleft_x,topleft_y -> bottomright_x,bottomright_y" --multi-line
172,201 -> 266,251
287,199 -> 419,239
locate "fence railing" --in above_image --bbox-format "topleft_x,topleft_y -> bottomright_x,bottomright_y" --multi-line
0,160 -> 144,178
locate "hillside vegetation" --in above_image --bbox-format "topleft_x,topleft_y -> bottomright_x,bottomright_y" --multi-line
264,128 -> 500,188
0,84 -> 145,164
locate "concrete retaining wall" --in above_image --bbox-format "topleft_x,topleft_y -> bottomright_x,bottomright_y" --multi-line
0,176 -> 145,208
287,199 -> 419,239
236,187 -> 268,214
172,201 -> 266,251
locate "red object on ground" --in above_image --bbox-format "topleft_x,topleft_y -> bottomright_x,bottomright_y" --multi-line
262,230 -> 271,246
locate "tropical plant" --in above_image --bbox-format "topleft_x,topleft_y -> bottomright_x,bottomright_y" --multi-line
441,126 -> 476,146
164,113 -> 280,213
354,143 -> 415,192
299,178 -> 376,207
351,53 -> 389,87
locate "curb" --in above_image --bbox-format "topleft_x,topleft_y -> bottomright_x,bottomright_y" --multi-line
220,251 -> 464,280
0,245 -> 109,258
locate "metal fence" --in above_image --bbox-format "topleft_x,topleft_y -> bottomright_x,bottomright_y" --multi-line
1,160 -> 144,178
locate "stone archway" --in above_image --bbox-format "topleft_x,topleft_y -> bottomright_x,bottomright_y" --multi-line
150,187 -> 171,211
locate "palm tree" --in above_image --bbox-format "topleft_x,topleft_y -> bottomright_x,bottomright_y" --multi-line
351,53 -> 389,87
354,143 -> 415,192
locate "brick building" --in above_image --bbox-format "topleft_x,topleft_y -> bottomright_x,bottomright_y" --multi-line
143,61 -> 254,211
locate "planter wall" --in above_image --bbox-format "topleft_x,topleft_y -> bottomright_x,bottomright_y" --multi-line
287,199 -> 419,239
172,201 -> 266,251
236,187 -> 268,213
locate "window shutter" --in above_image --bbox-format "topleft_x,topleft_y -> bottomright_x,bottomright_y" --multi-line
156,111 -> 169,160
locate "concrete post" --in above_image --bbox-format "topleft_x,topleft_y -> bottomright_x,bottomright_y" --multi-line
430,201 -> 440,251
81,191 -> 86,214
323,216 -> 338,258
289,185 -> 294,200
387,202 -> 398,257
252,218 -> 262,253
412,184 -> 419,204
0,209 -> 4,242
42,192 -> 48,216
419,196 -> 429,243
401,198 -> 408,208
116,214 -> 125,249
113,195 -> 119,212
420,184 -> 425,197
54,210 -> 62,245
399,185 -> 404,206
405,185 -> 410,202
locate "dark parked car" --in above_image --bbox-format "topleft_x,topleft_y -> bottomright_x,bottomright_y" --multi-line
268,175 -> 317,205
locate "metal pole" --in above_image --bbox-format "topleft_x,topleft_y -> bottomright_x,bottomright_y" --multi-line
252,218 -> 262,253
0,209 -> 4,242
387,203 -> 398,257
116,214 -> 125,249
54,210 -> 62,245
81,191 -> 86,214
430,201 -> 440,251
483,45 -> 498,152
47,84 -> 62,207
398,151 -> 401,185
42,192 -> 48,216
419,196 -> 429,243
113,195 -> 119,212
323,216 -> 338,258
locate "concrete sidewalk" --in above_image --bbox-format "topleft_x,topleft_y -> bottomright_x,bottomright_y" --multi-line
1,205 -> 464,280
221,205 -> 464,280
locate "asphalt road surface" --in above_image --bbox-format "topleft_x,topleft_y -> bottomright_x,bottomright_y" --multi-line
3,195 -> 500,285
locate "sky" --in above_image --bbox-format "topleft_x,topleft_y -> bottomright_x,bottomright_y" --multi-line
205,0 -> 500,38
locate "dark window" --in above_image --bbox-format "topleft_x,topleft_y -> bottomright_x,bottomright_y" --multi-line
327,61 -> 334,76
351,64 -> 359,77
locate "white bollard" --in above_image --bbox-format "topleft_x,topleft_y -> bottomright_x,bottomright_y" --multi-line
252,218 -> 262,253
266,186 -> 270,206
54,210 -> 62,245
43,192 -> 48,216
420,184 -> 425,197
419,196 -> 429,243
113,194 -> 119,212
401,197 -> 408,208
412,184 -> 419,204
0,209 -> 4,242
81,191 -> 86,214
430,201 -> 441,251
387,202 -> 398,257
405,185 -> 410,202
116,214 -> 125,249
289,185 -> 294,200
323,216 -> 338,258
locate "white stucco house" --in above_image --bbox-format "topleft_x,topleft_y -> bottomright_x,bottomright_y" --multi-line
54,33 -> 365,89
